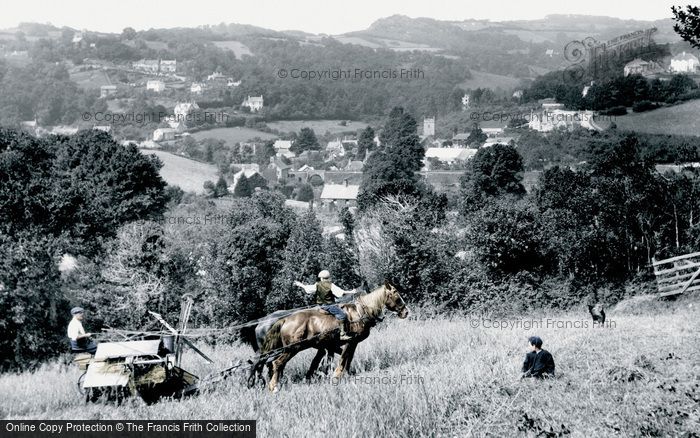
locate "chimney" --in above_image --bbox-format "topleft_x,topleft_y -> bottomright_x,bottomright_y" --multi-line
344,178 -> 349,187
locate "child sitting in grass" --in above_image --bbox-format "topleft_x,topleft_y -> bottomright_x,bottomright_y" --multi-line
521,336 -> 555,379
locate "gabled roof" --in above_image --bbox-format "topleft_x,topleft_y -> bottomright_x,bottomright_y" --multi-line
273,140 -> 293,150
345,161 -> 364,171
625,58 -> 649,67
425,147 -> 477,161
320,184 -> 360,200
672,52 -> 699,62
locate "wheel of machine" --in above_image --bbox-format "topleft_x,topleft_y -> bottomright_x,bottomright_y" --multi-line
77,371 -> 87,395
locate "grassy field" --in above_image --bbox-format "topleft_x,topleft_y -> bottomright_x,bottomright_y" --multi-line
211,40 -> 253,58
613,99 -> 700,137
70,69 -> 112,89
267,120 -> 369,136
140,149 -> 219,194
192,127 -> 278,146
460,70 -> 523,92
2,300 -> 698,436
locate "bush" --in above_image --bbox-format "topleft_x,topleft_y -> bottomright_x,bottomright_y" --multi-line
632,100 -> 660,113
601,106 -> 627,116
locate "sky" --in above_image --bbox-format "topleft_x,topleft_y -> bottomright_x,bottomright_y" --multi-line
0,0 -> 681,34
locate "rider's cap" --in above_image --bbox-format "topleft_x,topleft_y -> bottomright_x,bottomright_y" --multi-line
318,270 -> 331,279
71,307 -> 85,315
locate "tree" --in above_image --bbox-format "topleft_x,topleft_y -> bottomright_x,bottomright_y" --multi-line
0,129 -> 167,256
358,107 -> 426,210
215,176 -> 229,197
291,127 -> 320,154
356,126 -> 375,160
266,211 -> 325,311
295,183 -> 314,202
234,174 -> 252,198
466,123 -> 487,146
672,5 -> 700,48
460,143 -> 526,211
203,180 -> 216,198
121,27 -> 137,41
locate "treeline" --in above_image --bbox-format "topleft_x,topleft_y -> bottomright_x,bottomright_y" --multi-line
516,127 -> 700,170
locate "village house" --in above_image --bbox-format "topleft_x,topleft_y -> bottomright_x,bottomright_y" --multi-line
51,126 -> 79,136
153,128 -> 177,142
174,102 -> 199,124
528,99 -> 595,132
159,60 -> 177,73
228,167 -> 264,192
146,80 -> 166,93
132,59 -> 160,73
228,79 -> 242,87
451,133 -> 471,146
266,156 -> 292,182
190,82 -> 205,94
326,138 -> 346,158
273,139 -> 295,159
242,95 -> 264,112
623,58 -> 662,77
483,137 -> 515,148
207,72 -> 226,81
320,179 -> 360,210
100,85 -> 117,98
670,52 -> 700,74
344,161 -> 364,171
92,125 -> 112,133
482,127 -> 504,138
424,147 -> 477,169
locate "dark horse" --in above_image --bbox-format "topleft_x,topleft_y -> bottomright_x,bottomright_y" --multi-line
260,282 -> 409,392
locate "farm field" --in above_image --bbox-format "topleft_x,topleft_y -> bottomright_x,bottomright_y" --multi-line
267,120 -> 370,135
2,302 -> 698,437
613,99 -> 700,137
140,149 -> 218,194
69,69 -> 113,89
460,70 -> 523,92
192,127 -> 277,146
211,40 -> 253,58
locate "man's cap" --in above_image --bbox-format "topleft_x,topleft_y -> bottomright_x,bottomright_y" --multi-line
318,270 -> 331,279
71,307 -> 85,315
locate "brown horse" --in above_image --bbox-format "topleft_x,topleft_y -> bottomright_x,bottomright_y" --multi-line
260,282 -> 409,392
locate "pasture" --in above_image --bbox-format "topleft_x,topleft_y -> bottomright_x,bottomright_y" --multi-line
2,302 -> 698,437
459,70 -> 523,92
191,127 -> 278,146
139,149 -> 219,194
267,120 -> 370,136
70,69 -> 112,89
211,40 -> 253,58
613,99 -> 700,137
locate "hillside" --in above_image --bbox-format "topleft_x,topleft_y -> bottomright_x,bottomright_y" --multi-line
613,100 -> 700,137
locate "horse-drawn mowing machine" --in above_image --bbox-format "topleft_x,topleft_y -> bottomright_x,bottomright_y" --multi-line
72,296 -> 247,404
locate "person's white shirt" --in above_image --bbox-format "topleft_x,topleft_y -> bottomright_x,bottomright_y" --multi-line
294,281 -> 356,298
67,317 -> 85,341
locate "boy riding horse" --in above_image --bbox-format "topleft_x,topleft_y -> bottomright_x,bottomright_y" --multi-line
294,270 -> 357,341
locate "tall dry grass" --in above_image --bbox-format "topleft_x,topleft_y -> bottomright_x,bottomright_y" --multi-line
1,305 -> 698,437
